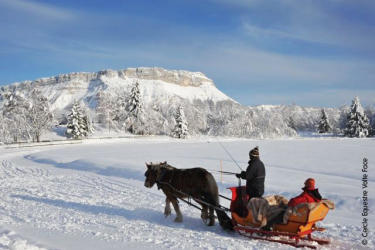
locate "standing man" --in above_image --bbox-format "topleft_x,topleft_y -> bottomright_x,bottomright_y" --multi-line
236,146 -> 266,198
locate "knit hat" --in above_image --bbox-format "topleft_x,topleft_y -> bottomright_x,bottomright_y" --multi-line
249,146 -> 260,157
304,178 -> 316,191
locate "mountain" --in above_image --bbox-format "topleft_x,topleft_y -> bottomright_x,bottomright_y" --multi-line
2,67 -> 233,111
0,67 -> 350,139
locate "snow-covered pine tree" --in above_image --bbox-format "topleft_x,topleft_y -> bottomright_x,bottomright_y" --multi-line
82,108 -> 95,137
0,113 -> 9,144
96,91 -> 118,133
172,105 -> 189,139
66,101 -> 88,139
27,89 -> 54,142
1,90 -> 30,142
125,82 -> 145,134
317,108 -> 331,133
344,97 -> 371,138
287,116 -> 297,131
114,91 -> 127,123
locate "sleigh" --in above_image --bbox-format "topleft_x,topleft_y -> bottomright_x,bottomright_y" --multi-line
228,186 -> 334,249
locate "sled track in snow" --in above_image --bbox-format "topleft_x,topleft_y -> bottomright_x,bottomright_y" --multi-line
0,160 -> 50,179
0,139 -> 374,250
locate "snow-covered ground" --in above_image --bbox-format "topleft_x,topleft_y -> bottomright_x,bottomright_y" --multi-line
0,137 -> 374,249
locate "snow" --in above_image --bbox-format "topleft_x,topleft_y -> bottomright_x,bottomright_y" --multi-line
3,67 -> 367,139
0,137 -> 374,249
5,68 -> 233,112
0,228 -> 47,250
102,76 -> 232,105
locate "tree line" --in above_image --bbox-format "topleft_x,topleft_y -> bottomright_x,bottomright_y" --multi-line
0,83 -> 374,144
0,82 -> 189,143
305,96 -> 373,137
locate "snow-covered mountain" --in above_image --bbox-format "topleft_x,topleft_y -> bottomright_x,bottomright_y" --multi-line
2,67 -> 233,112
0,67 -> 353,139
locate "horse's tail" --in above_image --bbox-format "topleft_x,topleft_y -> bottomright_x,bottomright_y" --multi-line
215,207 -> 234,231
204,191 -> 233,231
204,171 -> 233,230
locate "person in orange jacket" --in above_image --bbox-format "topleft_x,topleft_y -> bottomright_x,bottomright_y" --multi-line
263,178 -> 323,231
288,178 -> 322,207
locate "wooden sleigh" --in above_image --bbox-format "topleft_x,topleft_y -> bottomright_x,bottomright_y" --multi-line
229,186 -> 334,249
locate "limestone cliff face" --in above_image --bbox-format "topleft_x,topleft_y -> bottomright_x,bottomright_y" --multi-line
1,67 -> 231,112
118,67 -> 213,87
11,67 -> 214,90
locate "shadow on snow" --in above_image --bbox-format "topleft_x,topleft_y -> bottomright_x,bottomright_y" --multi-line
11,194 -> 229,234
24,155 -> 144,182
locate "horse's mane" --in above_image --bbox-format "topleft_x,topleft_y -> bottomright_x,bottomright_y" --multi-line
148,161 -> 176,170
161,162 -> 175,170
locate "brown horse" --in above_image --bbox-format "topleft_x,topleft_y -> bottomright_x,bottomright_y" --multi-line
144,161 -> 232,229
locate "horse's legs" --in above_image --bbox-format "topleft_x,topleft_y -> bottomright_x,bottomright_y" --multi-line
171,198 -> 183,222
208,206 -> 215,226
200,204 -> 209,221
164,198 -> 171,217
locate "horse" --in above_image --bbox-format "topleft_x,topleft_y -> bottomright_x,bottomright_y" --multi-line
144,161 -> 233,229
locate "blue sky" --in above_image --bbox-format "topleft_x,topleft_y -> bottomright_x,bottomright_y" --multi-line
0,0 -> 374,107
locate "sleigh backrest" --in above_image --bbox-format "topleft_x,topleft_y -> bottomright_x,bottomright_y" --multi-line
273,202 -> 330,235
228,186 -> 249,218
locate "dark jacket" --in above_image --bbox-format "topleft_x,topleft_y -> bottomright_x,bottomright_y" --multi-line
239,157 -> 265,198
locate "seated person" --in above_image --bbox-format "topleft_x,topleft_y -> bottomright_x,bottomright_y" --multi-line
288,178 -> 322,207
263,178 -> 322,230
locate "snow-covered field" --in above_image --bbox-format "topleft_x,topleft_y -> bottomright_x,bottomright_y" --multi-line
0,137 -> 374,249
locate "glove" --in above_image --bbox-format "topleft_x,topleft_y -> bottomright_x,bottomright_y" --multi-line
236,171 -> 245,179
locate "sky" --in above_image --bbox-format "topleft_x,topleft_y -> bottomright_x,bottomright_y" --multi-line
0,0 -> 374,107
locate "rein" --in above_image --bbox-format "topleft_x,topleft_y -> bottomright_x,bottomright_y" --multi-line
156,179 -> 230,213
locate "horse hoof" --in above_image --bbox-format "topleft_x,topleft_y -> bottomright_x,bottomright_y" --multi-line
201,213 -> 208,220
203,218 -> 215,226
164,210 -> 171,217
174,217 -> 183,223
208,219 -> 215,226
202,217 -> 209,225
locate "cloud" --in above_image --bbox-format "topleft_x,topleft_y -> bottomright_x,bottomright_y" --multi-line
0,0 -> 75,20
0,0 -> 373,107
212,0 -> 375,53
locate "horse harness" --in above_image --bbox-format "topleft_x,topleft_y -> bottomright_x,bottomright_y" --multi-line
155,168 -> 230,213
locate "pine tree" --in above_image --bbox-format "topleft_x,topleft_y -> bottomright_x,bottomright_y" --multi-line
126,82 -> 143,117
28,89 -> 54,142
83,114 -> 94,136
344,97 -> 370,138
96,91 -> 117,134
125,82 -> 145,134
66,101 -> 88,139
172,105 -> 189,139
317,109 -> 331,133
287,116 -> 297,131
2,90 -> 30,142
0,113 -> 10,144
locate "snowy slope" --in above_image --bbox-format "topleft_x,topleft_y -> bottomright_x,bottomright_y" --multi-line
1,67 -> 234,112
0,137 -> 373,249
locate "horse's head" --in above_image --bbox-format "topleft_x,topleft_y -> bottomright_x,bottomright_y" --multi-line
144,162 -> 169,188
